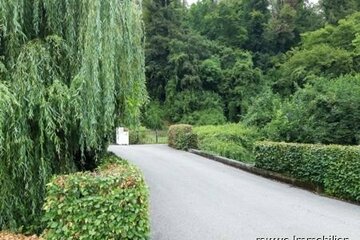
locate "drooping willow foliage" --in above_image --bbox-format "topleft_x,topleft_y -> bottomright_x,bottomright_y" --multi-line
0,0 -> 146,231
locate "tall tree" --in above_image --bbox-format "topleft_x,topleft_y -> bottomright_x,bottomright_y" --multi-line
273,12 -> 360,95
0,0 -> 146,231
242,0 -> 270,52
321,0 -> 360,24
144,0 -> 184,101
188,0 -> 248,48
266,0 -> 324,54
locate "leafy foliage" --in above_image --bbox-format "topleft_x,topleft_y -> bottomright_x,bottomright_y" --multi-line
145,0 -> 272,124
141,101 -> 165,130
243,89 -> 282,128
265,75 -> 360,145
274,44 -> 354,95
266,0 -> 324,54
144,0 -> 184,101
194,124 -> 260,163
168,124 -> 197,150
42,154 -> 150,240
0,0 -> 146,231
143,0 -> 360,206
274,12 -> 360,95
320,0 -> 360,24
220,53 -> 264,121
188,0 -> 248,48
129,127 -> 149,145
254,141 -> 360,202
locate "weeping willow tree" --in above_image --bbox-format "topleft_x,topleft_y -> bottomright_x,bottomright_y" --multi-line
0,0 -> 146,231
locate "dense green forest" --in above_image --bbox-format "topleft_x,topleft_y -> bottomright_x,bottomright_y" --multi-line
142,0 -> 360,145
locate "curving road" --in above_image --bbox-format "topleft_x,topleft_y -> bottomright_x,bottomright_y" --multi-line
109,144 -> 360,240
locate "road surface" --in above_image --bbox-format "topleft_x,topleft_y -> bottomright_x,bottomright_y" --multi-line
109,144 -> 360,240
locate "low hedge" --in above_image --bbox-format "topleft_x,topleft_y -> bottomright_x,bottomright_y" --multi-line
254,141 -> 360,202
194,124 -> 260,163
42,154 -> 150,240
168,124 -> 197,150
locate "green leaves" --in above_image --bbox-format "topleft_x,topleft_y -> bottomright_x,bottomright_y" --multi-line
274,12 -> 360,96
254,141 -> 360,203
42,155 -> 150,240
321,0 -> 360,24
0,0 -> 146,232
265,74 -> 360,145
168,124 -> 198,150
194,124 -> 260,163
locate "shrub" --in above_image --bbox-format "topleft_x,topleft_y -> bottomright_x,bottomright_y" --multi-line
242,89 -> 282,128
265,75 -> 360,145
42,155 -> 150,240
194,124 -> 260,163
254,141 -> 360,202
129,127 -> 148,144
168,124 -> 197,150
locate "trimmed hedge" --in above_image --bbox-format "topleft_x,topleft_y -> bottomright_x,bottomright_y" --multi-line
168,124 -> 197,150
194,124 -> 260,163
42,155 -> 150,240
254,141 -> 360,202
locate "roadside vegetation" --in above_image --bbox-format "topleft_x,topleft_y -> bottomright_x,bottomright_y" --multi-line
255,142 -> 360,203
159,0 -> 360,204
43,154 -> 149,240
1,0 -> 360,237
0,0 -> 148,238
194,124 -> 260,163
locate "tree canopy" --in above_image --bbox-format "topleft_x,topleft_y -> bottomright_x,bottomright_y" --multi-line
143,0 -> 360,146
0,0 -> 146,231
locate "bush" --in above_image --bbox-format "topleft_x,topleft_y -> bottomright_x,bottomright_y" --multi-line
168,124 -> 197,150
265,74 -> 360,145
42,155 -> 150,240
194,124 -> 260,163
242,89 -> 282,128
129,126 -> 148,144
254,141 -> 360,202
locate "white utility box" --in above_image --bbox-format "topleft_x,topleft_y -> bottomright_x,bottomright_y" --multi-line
116,127 -> 129,145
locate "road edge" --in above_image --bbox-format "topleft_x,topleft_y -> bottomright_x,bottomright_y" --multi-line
189,148 -> 360,206
189,149 -> 321,193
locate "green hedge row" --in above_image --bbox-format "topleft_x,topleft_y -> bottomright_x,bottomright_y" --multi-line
194,124 -> 260,163
42,154 -> 150,240
254,141 -> 360,202
168,124 -> 197,150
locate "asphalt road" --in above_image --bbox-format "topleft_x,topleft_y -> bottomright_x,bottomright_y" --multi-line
109,144 -> 360,240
